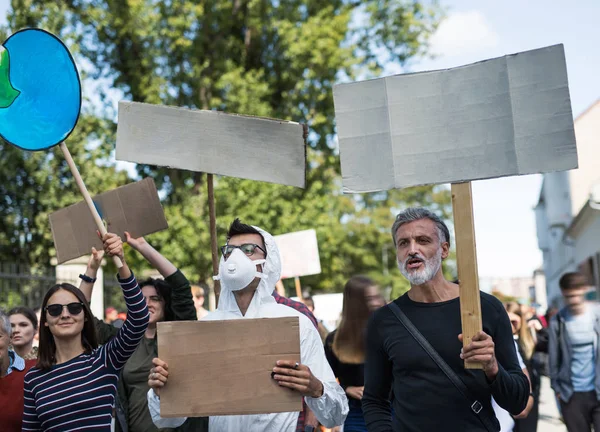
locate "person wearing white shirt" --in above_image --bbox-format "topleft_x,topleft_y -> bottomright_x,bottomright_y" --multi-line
146,219 -> 349,432
493,314 -> 535,432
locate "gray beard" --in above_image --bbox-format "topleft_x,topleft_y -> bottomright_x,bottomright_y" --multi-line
398,248 -> 443,285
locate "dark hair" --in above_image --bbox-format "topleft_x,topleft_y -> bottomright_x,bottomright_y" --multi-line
38,283 -> 98,371
8,306 -> 38,331
332,275 -> 377,364
559,272 -> 590,291
139,278 -> 174,321
391,207 -> 451,248
227,218 -> 266,253
302,295 -> 315,310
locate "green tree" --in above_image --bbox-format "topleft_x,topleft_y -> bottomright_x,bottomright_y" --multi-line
1,0 -> 451,298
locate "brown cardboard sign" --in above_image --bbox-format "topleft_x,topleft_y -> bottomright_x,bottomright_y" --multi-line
157,317 -> 302,418
49,177 -> 168,263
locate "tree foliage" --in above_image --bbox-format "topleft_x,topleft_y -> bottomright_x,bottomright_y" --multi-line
0,0 -> 452,299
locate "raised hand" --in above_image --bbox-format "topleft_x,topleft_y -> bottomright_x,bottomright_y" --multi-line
101,232 -> 125,261
87,246 -> 105,272
124,231 -> 148,252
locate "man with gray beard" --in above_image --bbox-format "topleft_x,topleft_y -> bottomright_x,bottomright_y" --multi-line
362,208 -> 529,432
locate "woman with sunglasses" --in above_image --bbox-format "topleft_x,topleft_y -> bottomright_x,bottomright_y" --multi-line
78,232 -> 206,432
22,233 -> 149,432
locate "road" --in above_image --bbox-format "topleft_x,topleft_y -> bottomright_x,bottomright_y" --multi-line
538,376 -> 566,431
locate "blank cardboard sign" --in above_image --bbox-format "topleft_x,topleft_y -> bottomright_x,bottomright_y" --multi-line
275,229 -> 321,279
116,101 -> 307,188
157,317 -> 302,418
49,178 -> 168,263
333,44 -> 578,193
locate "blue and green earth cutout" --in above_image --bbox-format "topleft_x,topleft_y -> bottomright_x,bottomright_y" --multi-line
0,28 -> 81,151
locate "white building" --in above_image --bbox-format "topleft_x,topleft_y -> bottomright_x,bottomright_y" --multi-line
535,99 -> 600,307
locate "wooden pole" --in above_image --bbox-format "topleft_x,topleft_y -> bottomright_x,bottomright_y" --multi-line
59,143 -> 123,268
451,181 -> 483,370
207,174 -> 221,306
294,276 -> 302,300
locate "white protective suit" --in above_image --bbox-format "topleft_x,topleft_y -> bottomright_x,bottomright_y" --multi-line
148,227 -> 348,431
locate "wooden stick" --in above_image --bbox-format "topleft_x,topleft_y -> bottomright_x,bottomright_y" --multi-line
59,143 -> 123,268
207,174 -> 221,305
294,276 -> 302,300
451,182 -> 483,370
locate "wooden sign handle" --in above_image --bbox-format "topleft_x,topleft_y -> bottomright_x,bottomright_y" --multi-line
59,142 -> 123,269
207,174 -> 221,306
294,276 -> 302,300
451,182 -> 483,369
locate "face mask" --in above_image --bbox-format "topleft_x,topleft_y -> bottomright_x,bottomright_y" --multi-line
213,248 -> 266,292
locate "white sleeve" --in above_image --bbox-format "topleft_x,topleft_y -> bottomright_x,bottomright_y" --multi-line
299,316 -> 349,427
147,389 -> 188,429
513,341 -> 526,370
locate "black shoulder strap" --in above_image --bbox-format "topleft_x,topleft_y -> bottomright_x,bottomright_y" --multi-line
387,302 -> 498,432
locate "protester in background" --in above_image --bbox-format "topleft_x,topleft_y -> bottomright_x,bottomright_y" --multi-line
148,219 -> 348,431
325,275 -> 385,432
113,312 -> 127,328
32,307 -> 41,348
8,306 -> 38,359
191,284 -> 209,319
0,309 -> 36,432
492,309 -> 534,432
105,306 -> 119,324
79,232 -> 206,432
363,208 -> 529,431
303,294 -> 330,342
22,233 -> 149,431
505,307 -> 538,431
549,272 -> 600,432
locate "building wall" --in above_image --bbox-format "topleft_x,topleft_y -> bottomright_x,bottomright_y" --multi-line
535,101 -> 600,307
569,102 -> 600,216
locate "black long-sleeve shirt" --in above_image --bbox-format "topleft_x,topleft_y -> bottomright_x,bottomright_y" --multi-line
362,292 -> 529,432
324,330 -> 364,390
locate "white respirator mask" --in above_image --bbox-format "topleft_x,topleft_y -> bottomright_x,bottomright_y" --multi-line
213,248 -> 267,292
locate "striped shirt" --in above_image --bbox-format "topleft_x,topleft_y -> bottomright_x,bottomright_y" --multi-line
22,273 -> 149,431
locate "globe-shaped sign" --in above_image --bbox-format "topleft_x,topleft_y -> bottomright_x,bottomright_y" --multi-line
0,28 -> 81,151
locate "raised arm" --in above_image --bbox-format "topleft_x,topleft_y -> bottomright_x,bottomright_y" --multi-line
125,232 -> 176,277
125,232 -> 196,321
78,246 -> 103,303
101,233 -> 149,371
77,247 -> 119,344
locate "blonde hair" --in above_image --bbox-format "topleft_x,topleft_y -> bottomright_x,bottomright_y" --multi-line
191,285 -> 205,297
506,303 -> 535,360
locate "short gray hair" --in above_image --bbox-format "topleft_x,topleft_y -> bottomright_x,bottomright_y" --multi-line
391,207 -> 451,248
0,309 -> 11,338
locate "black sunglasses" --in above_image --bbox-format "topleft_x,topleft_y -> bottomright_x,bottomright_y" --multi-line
220,243 -> 266,259
46,302 -> 85,317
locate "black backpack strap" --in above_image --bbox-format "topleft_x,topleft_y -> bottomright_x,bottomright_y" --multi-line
387,302 -> 498,432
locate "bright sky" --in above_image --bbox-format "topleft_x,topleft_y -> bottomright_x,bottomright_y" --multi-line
1,0 -> 598,278
403,0 -> 600,278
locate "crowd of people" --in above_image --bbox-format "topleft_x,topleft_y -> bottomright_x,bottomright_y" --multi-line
0,208 -> 597,432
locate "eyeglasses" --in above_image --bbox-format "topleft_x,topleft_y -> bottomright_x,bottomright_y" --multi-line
220,243 -> 266,259
45,302 -> 84,317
